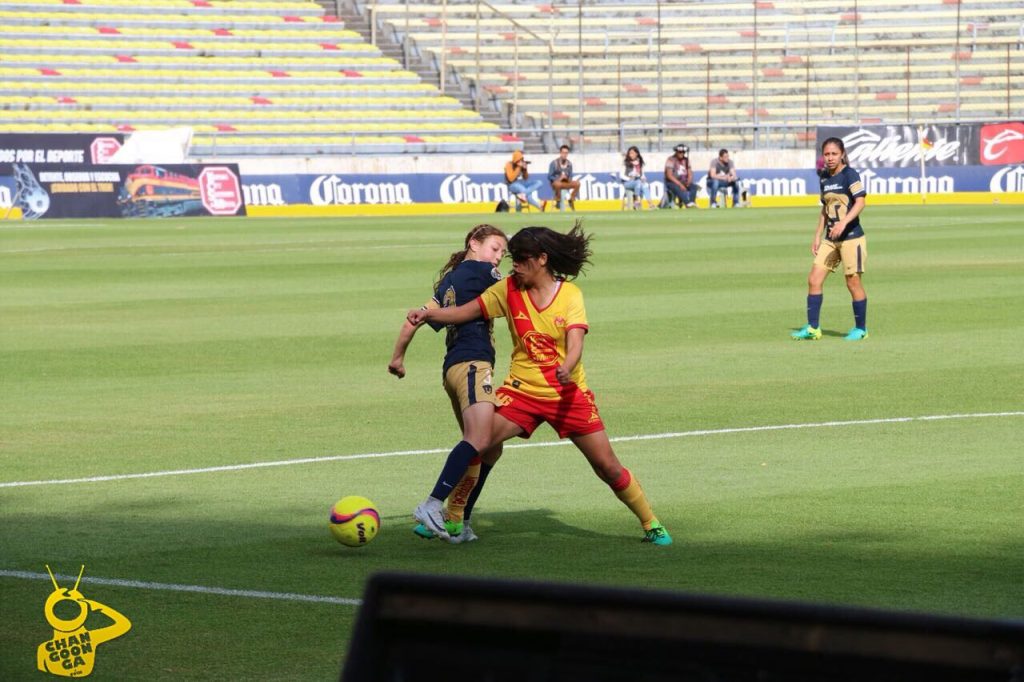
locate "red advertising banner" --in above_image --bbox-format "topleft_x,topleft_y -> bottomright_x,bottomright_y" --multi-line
979,122 -> 1024,166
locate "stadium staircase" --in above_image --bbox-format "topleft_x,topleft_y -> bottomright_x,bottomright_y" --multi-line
0,0 -> 523,155
354,0 -> 1024,152
322,0 -> 546,153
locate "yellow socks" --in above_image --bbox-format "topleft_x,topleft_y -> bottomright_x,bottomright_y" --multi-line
609,468 -> 657,531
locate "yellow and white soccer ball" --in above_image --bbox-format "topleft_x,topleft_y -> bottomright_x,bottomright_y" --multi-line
328,496 -> 380,547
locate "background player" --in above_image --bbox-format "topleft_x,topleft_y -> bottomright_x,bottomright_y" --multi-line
792,137 -> 869,341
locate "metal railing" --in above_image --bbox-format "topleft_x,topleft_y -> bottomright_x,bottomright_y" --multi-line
361,0 -> 1024,152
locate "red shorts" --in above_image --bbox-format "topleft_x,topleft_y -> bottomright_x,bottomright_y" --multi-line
496,386 -> 605,439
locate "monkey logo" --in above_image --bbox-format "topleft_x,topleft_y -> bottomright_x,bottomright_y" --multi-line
37,565 -> 131,678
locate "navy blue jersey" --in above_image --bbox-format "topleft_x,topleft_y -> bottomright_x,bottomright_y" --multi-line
429,259 -> 502,373
820,166 -> 866,240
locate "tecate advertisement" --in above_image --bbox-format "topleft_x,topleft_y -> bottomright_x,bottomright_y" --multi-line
818,122 -> 1024,169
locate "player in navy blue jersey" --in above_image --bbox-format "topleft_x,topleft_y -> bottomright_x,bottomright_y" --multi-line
389,224 -> 507,542
792,137 -> 870,341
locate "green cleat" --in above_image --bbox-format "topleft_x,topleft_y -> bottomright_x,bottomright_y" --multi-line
412,523 -> 436,539
791,324 -> 822,340
447,520 -> 478,544
413,518 -> 464,540
642,521 -> 672,546
844,327 -> 868,341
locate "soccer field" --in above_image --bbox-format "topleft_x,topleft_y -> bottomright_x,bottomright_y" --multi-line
2,206 -> 1022,679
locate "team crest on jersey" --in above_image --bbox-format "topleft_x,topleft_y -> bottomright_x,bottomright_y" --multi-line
553,316 -> 566,328
522,330 -> 558,366
442,286 -> 457,308
491,267 -> 503,280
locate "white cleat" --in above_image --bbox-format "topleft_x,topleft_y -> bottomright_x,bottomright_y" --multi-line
413,499 -> 450,541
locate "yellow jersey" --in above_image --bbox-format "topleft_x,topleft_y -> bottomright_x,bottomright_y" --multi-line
476,277 -> 589,400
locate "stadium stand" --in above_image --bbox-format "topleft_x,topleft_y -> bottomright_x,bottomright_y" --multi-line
0,0 -> 521,154
363,0 -> 1024,151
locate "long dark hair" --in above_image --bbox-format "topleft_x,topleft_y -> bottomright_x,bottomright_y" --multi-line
821,136 -> 850,167
508,220 -> 592,280
436,223 -> 507,289
624,145 -> 645,171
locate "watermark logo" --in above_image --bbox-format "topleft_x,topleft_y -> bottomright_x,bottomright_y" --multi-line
37,565 -> 131,678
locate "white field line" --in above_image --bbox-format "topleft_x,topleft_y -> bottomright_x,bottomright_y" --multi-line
2,411 -> 1022,490
0,569 -> 361,606
0,241 -> 453,255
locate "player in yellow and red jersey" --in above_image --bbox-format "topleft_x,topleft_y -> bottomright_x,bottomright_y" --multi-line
409,222 -> 671,546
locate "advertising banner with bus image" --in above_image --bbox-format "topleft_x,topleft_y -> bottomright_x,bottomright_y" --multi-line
0,163 -> 246,220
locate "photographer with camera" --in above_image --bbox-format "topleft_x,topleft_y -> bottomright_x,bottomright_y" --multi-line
504,150 -> 546,212
547,145 -> 580,211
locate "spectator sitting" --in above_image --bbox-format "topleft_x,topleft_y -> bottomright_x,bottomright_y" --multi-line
707,148 -> 741,208
619,146 -> 656,210
547,145 -> 581,210
662,144 -> 697,209
504,150 -> 546,212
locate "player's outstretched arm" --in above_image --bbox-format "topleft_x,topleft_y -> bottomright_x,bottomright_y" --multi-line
388,320 -> 418,379
408,300 -> 482,327
389,298 -> 434,378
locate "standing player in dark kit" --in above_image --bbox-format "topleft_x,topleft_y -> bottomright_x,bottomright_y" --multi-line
792,137 -> 869,341
389,224 -> 508,542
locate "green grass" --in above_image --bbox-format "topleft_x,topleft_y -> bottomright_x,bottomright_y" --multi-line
1,206 -> 1022,680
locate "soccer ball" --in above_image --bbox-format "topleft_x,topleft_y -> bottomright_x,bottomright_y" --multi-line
328,496 -> 380,547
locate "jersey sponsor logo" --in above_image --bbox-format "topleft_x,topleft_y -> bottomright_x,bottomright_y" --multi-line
980,123 -> 1024,165
989,165 -> 1024,192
